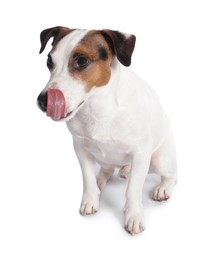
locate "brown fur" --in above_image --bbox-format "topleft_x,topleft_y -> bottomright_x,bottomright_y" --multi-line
68,31 -> 114,91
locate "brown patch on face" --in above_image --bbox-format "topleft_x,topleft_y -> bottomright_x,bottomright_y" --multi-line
68,30 -> 114,91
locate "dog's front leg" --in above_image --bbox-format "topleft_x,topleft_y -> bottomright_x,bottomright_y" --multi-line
73,140 -> 100,215
124,150 -> 151,235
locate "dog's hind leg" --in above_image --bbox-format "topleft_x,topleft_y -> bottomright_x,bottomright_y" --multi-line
118,164 -> 131,179
151,136 -> 177,201
152,175 -> 177,201
97,166 -> 114,190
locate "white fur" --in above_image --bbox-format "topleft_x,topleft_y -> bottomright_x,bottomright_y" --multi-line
42,30 -> 177,235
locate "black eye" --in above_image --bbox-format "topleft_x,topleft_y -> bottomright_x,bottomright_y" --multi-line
47,54 -> 54,70
74,55 -> 89,70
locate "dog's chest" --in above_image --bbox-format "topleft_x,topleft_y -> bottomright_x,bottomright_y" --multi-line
75,134 -> 131,166
67,108 -> 139,166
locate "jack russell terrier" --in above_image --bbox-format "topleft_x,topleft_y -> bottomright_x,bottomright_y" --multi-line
37,26 -> 177,235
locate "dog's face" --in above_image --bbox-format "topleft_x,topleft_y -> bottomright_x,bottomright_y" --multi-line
37,26 -> 136,121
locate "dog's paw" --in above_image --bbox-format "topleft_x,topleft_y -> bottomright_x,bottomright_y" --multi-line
152,185 -> 170,201
79,194 -> 100,215
118,165 -> 131,179
96,168 -> 114,190
97,175 -> 108,190
124,207 -> 145,235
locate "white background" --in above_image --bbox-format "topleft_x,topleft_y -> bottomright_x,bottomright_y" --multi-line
0,0 -> 221,259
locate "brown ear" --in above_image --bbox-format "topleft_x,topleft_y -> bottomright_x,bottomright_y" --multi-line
39,26 -> 72,54
101,30 -> 136,66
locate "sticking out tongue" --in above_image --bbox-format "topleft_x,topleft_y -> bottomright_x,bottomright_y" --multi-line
47,89 -> 66,121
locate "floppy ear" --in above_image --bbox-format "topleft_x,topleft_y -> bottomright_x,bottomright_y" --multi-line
101,30 -> 136,66
39,26 -> 71,54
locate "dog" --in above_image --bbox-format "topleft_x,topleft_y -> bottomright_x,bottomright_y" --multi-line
37,26 -> 177,235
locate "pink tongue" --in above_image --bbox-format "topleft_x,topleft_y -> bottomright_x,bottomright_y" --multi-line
47,89 -> 66,120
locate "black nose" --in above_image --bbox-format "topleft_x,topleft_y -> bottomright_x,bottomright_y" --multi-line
37,92 -> 47,112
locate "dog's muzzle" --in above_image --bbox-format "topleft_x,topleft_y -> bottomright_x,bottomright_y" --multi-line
37,89 -> 66,121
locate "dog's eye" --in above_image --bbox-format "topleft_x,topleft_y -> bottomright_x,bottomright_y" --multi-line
74,56 -> 89,70
47,55 -> 54,70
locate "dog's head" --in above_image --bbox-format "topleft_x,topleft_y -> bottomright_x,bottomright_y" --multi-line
37,26 -> 136,121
